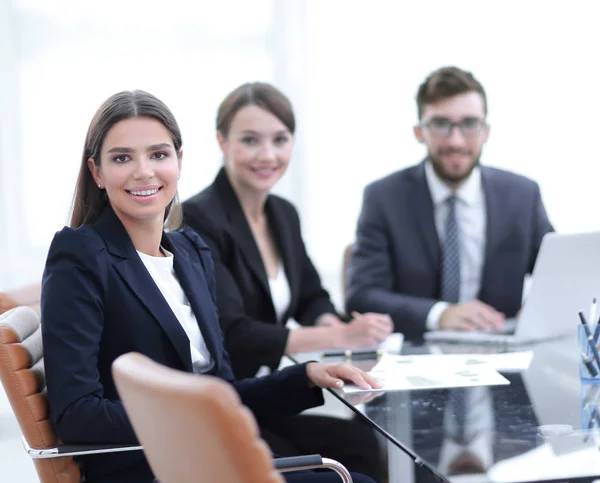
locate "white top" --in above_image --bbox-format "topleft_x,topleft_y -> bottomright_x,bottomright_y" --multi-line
137,248 -> 212,373
254,264 -> 292,377
268,264 -> 291,324
424,161 -> 487,330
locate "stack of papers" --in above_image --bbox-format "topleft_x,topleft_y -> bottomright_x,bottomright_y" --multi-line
343,353 -> 511,394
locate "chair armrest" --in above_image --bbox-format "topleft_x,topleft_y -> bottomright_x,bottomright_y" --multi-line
273,455 -> 353,482
23,437 -> 143,459
273,454 -> 323,470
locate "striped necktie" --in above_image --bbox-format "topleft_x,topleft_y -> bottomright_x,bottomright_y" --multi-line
440,194 -> 460,303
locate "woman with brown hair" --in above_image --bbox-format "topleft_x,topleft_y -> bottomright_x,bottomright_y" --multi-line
41,89 -> 379,483
183,82 -> 390,482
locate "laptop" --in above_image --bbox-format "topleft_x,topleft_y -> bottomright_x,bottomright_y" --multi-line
424,231 -> 600,345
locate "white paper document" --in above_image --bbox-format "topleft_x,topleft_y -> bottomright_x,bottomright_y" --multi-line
342,353 -> 511,394
426,348 -> 534,373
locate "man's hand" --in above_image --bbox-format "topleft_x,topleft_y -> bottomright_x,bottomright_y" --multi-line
439,300 -> 504,331
306,362 -> 381,390
341,313 -> 393,348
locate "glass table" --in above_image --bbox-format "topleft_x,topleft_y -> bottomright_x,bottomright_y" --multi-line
293,335 -> 600,483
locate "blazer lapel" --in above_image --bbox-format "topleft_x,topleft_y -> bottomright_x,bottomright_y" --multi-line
163,235 -> 221,363
94,208 -> 193,372
408,163 -> 440,270
214,169 -> 272,299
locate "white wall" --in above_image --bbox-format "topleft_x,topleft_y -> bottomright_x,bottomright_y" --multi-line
2,0 -> 600,310
300,0 -> 600,307
0,0 -> 282,288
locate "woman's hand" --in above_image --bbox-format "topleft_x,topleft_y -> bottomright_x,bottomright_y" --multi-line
305,362 -> 382,391
315,313 -> 345,327
342,313 -> 393,348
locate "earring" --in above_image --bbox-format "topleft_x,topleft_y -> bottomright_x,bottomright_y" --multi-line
177,173 -> 180,180
97,184 -> 103,189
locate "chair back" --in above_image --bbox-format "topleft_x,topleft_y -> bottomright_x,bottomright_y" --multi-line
342,243 -> 354,301
0,306 -> 80,483
112,353 -> 283,483
0,283 -> 42,315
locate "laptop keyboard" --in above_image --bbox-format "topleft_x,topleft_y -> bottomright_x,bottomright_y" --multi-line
424,330 -> 517,345
423,318 -> 519,345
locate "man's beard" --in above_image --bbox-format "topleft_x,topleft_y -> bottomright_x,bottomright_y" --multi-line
429,148 -> 481,184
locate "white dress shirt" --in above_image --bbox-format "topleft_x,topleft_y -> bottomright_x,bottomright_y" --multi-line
137,248 -> 213,373
268,264 -> 292,324
424,161 -> 487,330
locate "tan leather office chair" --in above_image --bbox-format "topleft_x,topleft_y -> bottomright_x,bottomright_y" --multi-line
0,306 -> 141,483
113,352 -> 353,483
0,283 -> 42,315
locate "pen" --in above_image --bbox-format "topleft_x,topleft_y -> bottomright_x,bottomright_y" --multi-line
584,414 -> 597,442
594,323 -> 600,345
582,352 -> 599,377
593,307 -> 600,344
322,349 -> 385,359
590,298 -> 598,331
584,406 -> 600,442
583,384 -> 600,408
579,310 -> 600,371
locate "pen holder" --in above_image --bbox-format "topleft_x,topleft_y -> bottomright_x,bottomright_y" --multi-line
580,383 -> 600,435
578,324 -> 600,383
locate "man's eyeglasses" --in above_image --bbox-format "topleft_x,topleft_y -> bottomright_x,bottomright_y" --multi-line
420,117 -> 487,138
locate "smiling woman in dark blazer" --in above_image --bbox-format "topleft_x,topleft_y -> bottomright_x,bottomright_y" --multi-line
183,83 -> 393,380
41,90 -> 378,483
182,82 -> 391,482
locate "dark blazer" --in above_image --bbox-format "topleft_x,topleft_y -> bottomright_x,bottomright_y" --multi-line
346,162 -> 554,337
182,168 -> 337,379
41,206 -> 323,483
